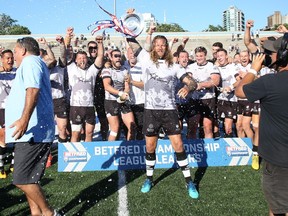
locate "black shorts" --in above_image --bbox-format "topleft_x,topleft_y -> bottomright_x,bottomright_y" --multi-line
217,100 -> 237,120
198,98 -> 217,119
13,142 -> 51,185
143,109 -> 181,137
237,100 -> 253,116
262,160 -> 288,214
0,109 -> 5,128
131,104 -> 144,127
252,103 -> 261,115
69,106 -> 96,125
177,100 -> 199,120
53,97 -> 69,118
104,100 -> 132,117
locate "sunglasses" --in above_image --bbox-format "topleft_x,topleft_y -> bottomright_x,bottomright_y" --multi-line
113,54 -> 122,58
89,46 -> 97,50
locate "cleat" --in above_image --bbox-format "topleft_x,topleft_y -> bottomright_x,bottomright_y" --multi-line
187,181 -> 199,199
46,154 -> 53,168
53,210 -> 62,216
141,179 -> 153,193
9,164 -> 14,172
251,154 -> 260,170
213,131 -> 221,139
0,169 -> 7,179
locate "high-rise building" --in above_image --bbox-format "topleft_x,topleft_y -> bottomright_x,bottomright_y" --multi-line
223,6 -> 245,32
283,15 -> 288,25
142,13 -> 156,32
267,11 -> 288,28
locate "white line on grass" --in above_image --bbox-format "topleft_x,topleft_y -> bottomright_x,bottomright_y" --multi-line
118,170 -> 129,216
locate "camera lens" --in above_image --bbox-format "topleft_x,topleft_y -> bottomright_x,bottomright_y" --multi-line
263,54 -> 272,66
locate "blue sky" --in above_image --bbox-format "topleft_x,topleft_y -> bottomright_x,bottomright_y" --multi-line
0,0 -> 287,35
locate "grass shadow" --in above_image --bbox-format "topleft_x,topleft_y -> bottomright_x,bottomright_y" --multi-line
59,169 -> 144,215
0,178 -> 54,215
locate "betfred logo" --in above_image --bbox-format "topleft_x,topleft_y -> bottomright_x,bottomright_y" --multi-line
226,146 -> 249,157
64,151 -> 87,162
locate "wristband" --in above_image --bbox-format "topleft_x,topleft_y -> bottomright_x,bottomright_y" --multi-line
248,69 -> 258,76
116,97 -> 125,103
118,91 -> 124,97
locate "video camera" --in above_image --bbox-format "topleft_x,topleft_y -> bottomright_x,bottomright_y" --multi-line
252,49 -> 272,67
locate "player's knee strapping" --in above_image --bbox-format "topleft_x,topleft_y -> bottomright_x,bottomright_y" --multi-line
109,131 -> 118,137
71,124 -> 82,132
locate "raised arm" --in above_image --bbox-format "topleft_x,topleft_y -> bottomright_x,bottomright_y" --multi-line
38,37 -> 56,67
276,24 -> 288,34
126,37 -> 142,57
244,20 -> 258,53
56,35 -> 67,67
173,37 -> 189,62
94,35 -> 104,68
175,37 -> 189,54
142,22 -> 157,52
64,26 -> 74,48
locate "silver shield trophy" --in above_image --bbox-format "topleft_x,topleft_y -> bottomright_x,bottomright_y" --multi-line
121,13 -> 145,37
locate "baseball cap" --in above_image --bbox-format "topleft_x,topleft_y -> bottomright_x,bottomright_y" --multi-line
262,36 -> 282,52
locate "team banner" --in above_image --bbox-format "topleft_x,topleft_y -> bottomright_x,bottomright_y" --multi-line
58,138 -> 253,172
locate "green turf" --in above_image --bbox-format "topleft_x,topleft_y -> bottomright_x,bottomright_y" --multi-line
1,153 -> 268,216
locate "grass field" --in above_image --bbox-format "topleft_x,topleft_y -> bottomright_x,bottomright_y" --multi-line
1,146 -> 268,216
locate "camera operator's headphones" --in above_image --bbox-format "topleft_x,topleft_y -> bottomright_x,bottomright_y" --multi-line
276,32 -> 288,67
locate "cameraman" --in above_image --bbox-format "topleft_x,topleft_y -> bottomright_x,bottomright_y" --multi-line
235,35 -> 288,216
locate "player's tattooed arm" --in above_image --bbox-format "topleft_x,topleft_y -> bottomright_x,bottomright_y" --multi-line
180,73 -> 198,91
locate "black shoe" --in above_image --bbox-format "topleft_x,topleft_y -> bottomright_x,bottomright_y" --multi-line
213,131 -> 221,139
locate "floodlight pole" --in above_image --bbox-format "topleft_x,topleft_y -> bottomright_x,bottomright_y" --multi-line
114,0 -> 116,16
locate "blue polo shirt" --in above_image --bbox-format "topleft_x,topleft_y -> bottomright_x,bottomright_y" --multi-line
5,55 -> 55,143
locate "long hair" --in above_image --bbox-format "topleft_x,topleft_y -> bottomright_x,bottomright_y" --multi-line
150,35 -> 174,67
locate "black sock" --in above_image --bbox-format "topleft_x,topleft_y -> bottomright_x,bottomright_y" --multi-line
252,145 -> 258,153
58,137 -> 68,143
0,146 -> 6,171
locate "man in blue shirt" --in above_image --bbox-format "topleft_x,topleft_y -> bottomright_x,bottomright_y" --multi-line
5,37 -> 58,216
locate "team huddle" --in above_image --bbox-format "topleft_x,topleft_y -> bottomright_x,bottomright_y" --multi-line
0,18 -> 288,215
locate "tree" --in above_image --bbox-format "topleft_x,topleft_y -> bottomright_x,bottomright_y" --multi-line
8,25 -> 31,35
0,13 -> 17,34
0,13 -> 31,35
203,25 -> 226,32
154,23 -> 186,32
